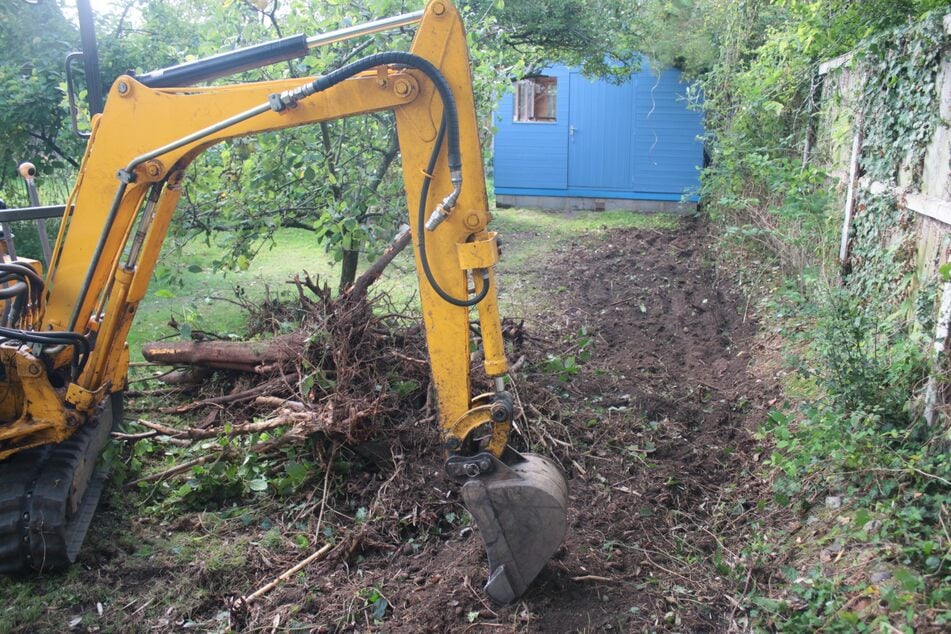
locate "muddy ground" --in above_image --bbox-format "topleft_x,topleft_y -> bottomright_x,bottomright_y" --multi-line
5,218 -> 783,632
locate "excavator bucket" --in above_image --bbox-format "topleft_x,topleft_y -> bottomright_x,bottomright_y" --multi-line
461,452 -> 568,604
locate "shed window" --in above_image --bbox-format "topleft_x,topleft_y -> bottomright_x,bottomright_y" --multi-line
514,76 -> 557,123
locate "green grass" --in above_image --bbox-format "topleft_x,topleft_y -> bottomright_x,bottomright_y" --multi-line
131,229 -> 342,358
129,208 -> 681,359
493,207 -> 680,235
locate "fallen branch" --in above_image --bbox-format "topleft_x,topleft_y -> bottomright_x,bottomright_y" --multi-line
125,450 -> 233,488
142,333 -> 306,373
162,374 -> 299,413
170,417 -> 299,441
344,226 -> 411,299
235,543 -> 333,608
571,575 -> 616,583
122,414 -> 312,447
112,430 -> 159,441
136,419 -> 181,436
254,396 -> 306,411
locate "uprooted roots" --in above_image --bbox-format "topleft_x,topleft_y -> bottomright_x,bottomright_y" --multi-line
139,274 -> 437,445
125,273 -> 565,488
120,273 -> 573,629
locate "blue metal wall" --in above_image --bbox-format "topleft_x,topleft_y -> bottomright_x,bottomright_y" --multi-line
493,64 -> 704,202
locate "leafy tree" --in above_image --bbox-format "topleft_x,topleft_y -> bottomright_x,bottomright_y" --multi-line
118,0 -> 651,289
0,0 -> 81,197
146,0 -> 416,290
2,0 -> 651,290
476,0 -> 641,79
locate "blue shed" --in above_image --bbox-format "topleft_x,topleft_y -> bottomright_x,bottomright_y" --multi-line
493,64 -> 704,212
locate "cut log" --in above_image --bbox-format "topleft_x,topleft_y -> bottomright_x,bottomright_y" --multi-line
142,332 -> 307,371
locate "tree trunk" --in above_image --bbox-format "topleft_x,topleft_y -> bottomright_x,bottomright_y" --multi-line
339,246 -> 360,293
142,332 -> 307,372
345,228 -> 411,298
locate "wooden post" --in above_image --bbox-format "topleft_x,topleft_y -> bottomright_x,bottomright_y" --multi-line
924,279 -> 951,427
839,111 -> 864,275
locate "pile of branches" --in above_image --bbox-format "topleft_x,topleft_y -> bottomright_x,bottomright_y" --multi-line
114,256 -> 566,623
129,272 -> 433,455
117,223 -> 558,497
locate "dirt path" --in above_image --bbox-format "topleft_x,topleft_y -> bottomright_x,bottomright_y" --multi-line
4,219 -> 780,633
518,220 -> 777,631
283,219 -> 779,632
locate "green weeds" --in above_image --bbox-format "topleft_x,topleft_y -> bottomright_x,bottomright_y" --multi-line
748,279 -> 948,630
541,325 -> 593,382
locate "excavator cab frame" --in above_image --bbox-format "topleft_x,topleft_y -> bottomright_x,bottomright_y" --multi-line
0,0 -> 567,604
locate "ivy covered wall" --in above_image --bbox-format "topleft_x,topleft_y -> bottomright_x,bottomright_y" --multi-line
815,12 -> 951,344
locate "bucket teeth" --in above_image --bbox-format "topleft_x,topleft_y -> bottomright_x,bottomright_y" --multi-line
460,452 -> 568,604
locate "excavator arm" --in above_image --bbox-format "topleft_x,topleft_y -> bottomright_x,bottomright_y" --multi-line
0,1 -> 566,603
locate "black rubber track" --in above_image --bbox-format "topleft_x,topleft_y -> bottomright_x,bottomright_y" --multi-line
0,394 -> 121,573
0,445 -> 47,573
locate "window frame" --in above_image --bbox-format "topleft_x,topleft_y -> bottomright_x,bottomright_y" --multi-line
513,76 -> 558,124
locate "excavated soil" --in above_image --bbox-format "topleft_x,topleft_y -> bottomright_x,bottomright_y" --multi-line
54,218 -> 780,632
341,219 -> 779,632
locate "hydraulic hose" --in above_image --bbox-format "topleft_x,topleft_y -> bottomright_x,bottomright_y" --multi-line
0,327 -> 91,378
306,52 -> 462,179
0,264 -> 44,328
0,262 -> 44,291
296,53 -> 482,306
416,118 -> 490,308
6,292 -> 25,329
0,282 -> 28,300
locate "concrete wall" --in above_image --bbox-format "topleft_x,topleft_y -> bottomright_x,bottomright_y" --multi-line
495,194 -> 697,214
815,15 -> 951,423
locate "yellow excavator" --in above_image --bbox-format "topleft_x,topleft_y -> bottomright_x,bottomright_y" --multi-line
0,0 -> 567,604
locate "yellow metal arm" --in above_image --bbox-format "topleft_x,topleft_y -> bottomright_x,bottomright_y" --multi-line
0,5 -> 568,604
35,0 -> 508,456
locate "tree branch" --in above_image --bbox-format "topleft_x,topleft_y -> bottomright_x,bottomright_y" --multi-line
27,132 -> 79,168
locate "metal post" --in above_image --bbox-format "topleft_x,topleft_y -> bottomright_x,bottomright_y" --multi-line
19,162 -> 52,267
76,0 -> 103,116
839,112 -> 864,275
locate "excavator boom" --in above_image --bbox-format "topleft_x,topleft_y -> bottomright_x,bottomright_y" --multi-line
0,0 -> 567,603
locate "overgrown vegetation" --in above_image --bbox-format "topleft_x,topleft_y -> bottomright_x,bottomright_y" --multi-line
697,0 -> 947,269
689,1 -> 951,628
749,277 -> 948,630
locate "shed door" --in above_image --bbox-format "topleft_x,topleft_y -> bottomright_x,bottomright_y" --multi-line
567,72 -> 635,190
